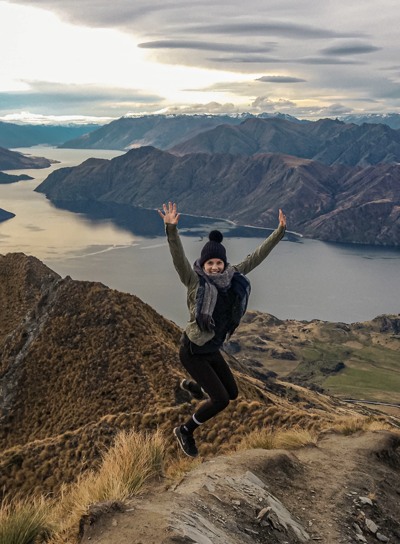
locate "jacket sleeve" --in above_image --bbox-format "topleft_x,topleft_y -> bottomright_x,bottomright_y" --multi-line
235,224 -> 286,275
165,223 -> 197,287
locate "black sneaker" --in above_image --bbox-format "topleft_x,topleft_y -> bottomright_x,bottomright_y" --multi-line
180,379 -> 206,400
173,427 -> 199,458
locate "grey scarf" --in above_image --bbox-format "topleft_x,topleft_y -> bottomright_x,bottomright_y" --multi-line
193,260 -> 250,333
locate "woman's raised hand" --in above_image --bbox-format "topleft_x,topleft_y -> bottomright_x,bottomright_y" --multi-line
279,208 -> 286,228
158,201 -> 180,224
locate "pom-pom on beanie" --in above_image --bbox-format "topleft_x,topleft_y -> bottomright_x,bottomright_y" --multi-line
199,230 -> 227,267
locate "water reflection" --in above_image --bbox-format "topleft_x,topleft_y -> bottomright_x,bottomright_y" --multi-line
50,199 -> 301,241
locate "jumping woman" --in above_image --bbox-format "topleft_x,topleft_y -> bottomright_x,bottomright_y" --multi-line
158,202 -> 286,457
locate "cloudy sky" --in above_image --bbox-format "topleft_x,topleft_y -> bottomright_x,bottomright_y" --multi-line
1,0 -> 399,123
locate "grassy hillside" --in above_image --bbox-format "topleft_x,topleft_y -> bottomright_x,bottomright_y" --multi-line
0,254 -> 397,502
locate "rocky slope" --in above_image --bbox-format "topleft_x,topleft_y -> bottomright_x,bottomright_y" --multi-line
0,146 -> 53,169
35,146 -> 400,246
0,252 -> 395,501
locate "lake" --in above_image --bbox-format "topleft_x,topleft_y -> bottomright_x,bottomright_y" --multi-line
1,146 -> 399,327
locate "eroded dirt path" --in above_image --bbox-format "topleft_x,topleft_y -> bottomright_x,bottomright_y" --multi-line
80,431 -> 400,544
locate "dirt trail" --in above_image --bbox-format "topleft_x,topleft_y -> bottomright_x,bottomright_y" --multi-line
80,431 -> 400,544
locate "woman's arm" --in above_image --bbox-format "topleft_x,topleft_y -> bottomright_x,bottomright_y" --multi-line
158,202 -> 197,287
235,209 -> 286,275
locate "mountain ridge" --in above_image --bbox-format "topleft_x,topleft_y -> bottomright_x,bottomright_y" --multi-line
170,117 -> 400,167
35,146 -> 400,246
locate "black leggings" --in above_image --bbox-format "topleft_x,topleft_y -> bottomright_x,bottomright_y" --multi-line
179,342 -> 239,424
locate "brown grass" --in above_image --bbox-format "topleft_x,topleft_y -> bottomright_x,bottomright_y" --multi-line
0,496 -> 53,544
332,416 -> 394,435
49,428 -> 166,542
237,427 -> 318,451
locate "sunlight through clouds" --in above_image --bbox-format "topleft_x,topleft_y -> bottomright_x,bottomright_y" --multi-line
0,1 -> 244,109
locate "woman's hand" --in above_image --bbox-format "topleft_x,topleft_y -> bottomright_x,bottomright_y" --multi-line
279,208 -> 286,228
158,201 -> 180,224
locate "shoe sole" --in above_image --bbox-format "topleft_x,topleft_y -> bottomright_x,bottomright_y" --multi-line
173,427 -> 198,458
180,379 -> 206,401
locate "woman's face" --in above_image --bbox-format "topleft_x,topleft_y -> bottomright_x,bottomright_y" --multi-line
203,258 -> 225,275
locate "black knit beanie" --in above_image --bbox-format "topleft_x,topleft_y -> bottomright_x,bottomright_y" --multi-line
199,230 -> 227,267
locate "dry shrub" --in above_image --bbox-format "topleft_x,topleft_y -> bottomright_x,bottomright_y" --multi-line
274,428 -> 318,449
51,428 -> 166,540
164,457 -> 202,481
333,416 -> 396,435
0,496 -> 53,544
237,427 -> 318,451
364,420 -> 393,432
236,428 -> 276,450
332,417 -> 367,435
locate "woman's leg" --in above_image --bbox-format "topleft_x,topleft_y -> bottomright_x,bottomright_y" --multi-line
179,344 -> 238,426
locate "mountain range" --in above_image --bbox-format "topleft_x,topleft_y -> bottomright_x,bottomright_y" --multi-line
36,146 -> 400,246
0,121 -> 100,148
340,112 -> 400,130
170,117 -> 400,167
59,113 -> 400,157
59,113 -> 303,150
1,113 -> 400,151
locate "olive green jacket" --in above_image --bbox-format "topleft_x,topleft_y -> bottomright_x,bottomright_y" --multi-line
165,223 -> 285,346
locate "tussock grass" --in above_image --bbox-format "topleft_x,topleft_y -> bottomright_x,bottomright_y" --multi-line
165,457 -> 202,482
237,427 -> 318,451
0,496 -> 53,544
274,428 -> 318,449
332,416 -> 394,435
236,429 -> 277,450
50,429 -> 166,541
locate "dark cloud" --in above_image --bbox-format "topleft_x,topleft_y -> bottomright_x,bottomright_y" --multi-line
321,43 -> 381,56
208,55 -> 283,64
138,40 -> 275,53
297,57 -> 364,65
184,21 -> 357,39
256,76 -> 306,83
